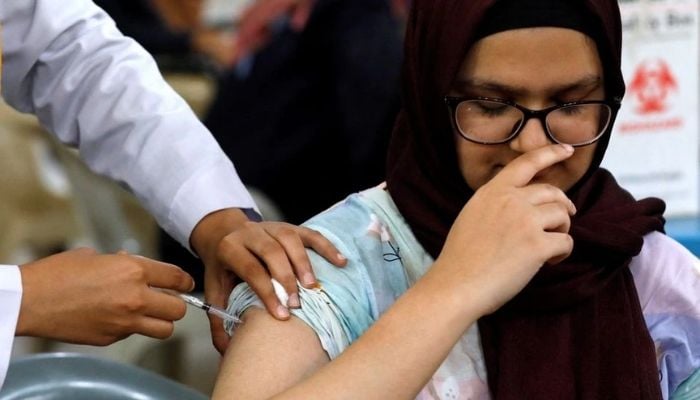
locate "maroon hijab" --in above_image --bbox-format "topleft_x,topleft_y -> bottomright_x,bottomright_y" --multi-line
385,0 -> 665,398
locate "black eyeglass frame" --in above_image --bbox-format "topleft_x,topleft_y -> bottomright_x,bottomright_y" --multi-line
444,96 -> 622,147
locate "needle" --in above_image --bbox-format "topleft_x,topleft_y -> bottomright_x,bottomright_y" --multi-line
178,293 -> 242,324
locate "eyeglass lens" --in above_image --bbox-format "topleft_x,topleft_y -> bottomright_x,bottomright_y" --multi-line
454,100 -> 612,145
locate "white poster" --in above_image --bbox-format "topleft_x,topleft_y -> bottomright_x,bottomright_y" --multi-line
603,0 -> 699,217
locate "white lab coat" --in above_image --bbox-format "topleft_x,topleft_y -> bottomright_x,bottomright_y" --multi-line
0,0 -> 257,387
0,266 -> 21,389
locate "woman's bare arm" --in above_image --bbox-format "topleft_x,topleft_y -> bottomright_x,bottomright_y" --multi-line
212,308 -> 330,399
212,265 -> 482,400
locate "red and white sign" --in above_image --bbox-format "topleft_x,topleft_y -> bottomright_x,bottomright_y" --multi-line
628,59 -> 677,114
604,0 -> 699,217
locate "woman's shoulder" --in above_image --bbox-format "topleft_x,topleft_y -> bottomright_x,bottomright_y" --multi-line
632,232 -> 699,300
637,231 -> 699,266
632,231 -> 700,312
300,191 -> 390,267
632,232 -> 700,398
302,186 -> 420,255
303,192 -> 378,238
304,186 -> 431,281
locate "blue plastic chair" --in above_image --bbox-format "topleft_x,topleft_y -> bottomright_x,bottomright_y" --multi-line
0,352 -> 208,400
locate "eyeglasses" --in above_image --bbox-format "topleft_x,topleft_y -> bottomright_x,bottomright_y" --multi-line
444,96 -> 621,147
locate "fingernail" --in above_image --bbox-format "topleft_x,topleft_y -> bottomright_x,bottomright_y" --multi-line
337,253 -> 347,262
288,293 -> 301,308
276,304 -> 290,319
302,272 -> 316,286
570,200 -> 577,215
561,144 -> 574,153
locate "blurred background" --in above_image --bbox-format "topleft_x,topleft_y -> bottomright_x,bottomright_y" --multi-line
1,0 -> 698,398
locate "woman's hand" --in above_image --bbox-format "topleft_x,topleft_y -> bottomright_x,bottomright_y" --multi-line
435,144 -> 577,316
190,208 -> 346,353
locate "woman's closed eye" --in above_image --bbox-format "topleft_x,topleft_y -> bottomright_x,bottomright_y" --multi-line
474,100 -> 510,116
556,104 -> 585,115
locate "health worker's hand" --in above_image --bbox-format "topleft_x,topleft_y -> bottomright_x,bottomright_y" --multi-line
16,248 -> 194,345
190,208 -> 346,354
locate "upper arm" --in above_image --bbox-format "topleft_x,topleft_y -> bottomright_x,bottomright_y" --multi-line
215,198 -> 410,398
212,308 -> 330,400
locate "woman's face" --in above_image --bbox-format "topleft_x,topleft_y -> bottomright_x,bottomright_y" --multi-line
451,27 -> 605,191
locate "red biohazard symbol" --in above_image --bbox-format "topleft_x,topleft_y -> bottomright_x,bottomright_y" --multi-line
628,59 -> 678,114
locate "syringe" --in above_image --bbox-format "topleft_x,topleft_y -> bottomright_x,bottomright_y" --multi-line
178,293 -> 242,324
177,279 -> 290,324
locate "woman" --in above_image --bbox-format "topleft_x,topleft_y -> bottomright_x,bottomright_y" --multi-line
212,0 -> 700,398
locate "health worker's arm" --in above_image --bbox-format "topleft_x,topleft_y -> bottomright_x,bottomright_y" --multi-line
1,0 -> 254,247
0,0 -> 346,353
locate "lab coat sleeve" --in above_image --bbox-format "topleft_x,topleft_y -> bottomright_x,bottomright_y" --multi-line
0,0 -> 257,248
0,265 -> 21,390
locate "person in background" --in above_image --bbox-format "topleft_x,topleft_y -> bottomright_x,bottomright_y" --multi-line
204,0 -> 403,224
228,0 -> 411,64
211,0 -> 700,398
0,0 -> 346,388
93,0 -> 236,68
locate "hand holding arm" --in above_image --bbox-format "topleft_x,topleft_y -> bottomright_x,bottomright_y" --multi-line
190,208 -> 346,354
16,248 -> 194,345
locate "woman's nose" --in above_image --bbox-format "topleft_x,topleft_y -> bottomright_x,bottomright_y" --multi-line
509,117 -> 554,153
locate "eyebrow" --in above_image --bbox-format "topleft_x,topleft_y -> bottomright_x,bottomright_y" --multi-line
452,75 -> 603,97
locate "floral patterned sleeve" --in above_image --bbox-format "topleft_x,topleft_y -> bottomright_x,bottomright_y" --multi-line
225,194 -> 410,359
